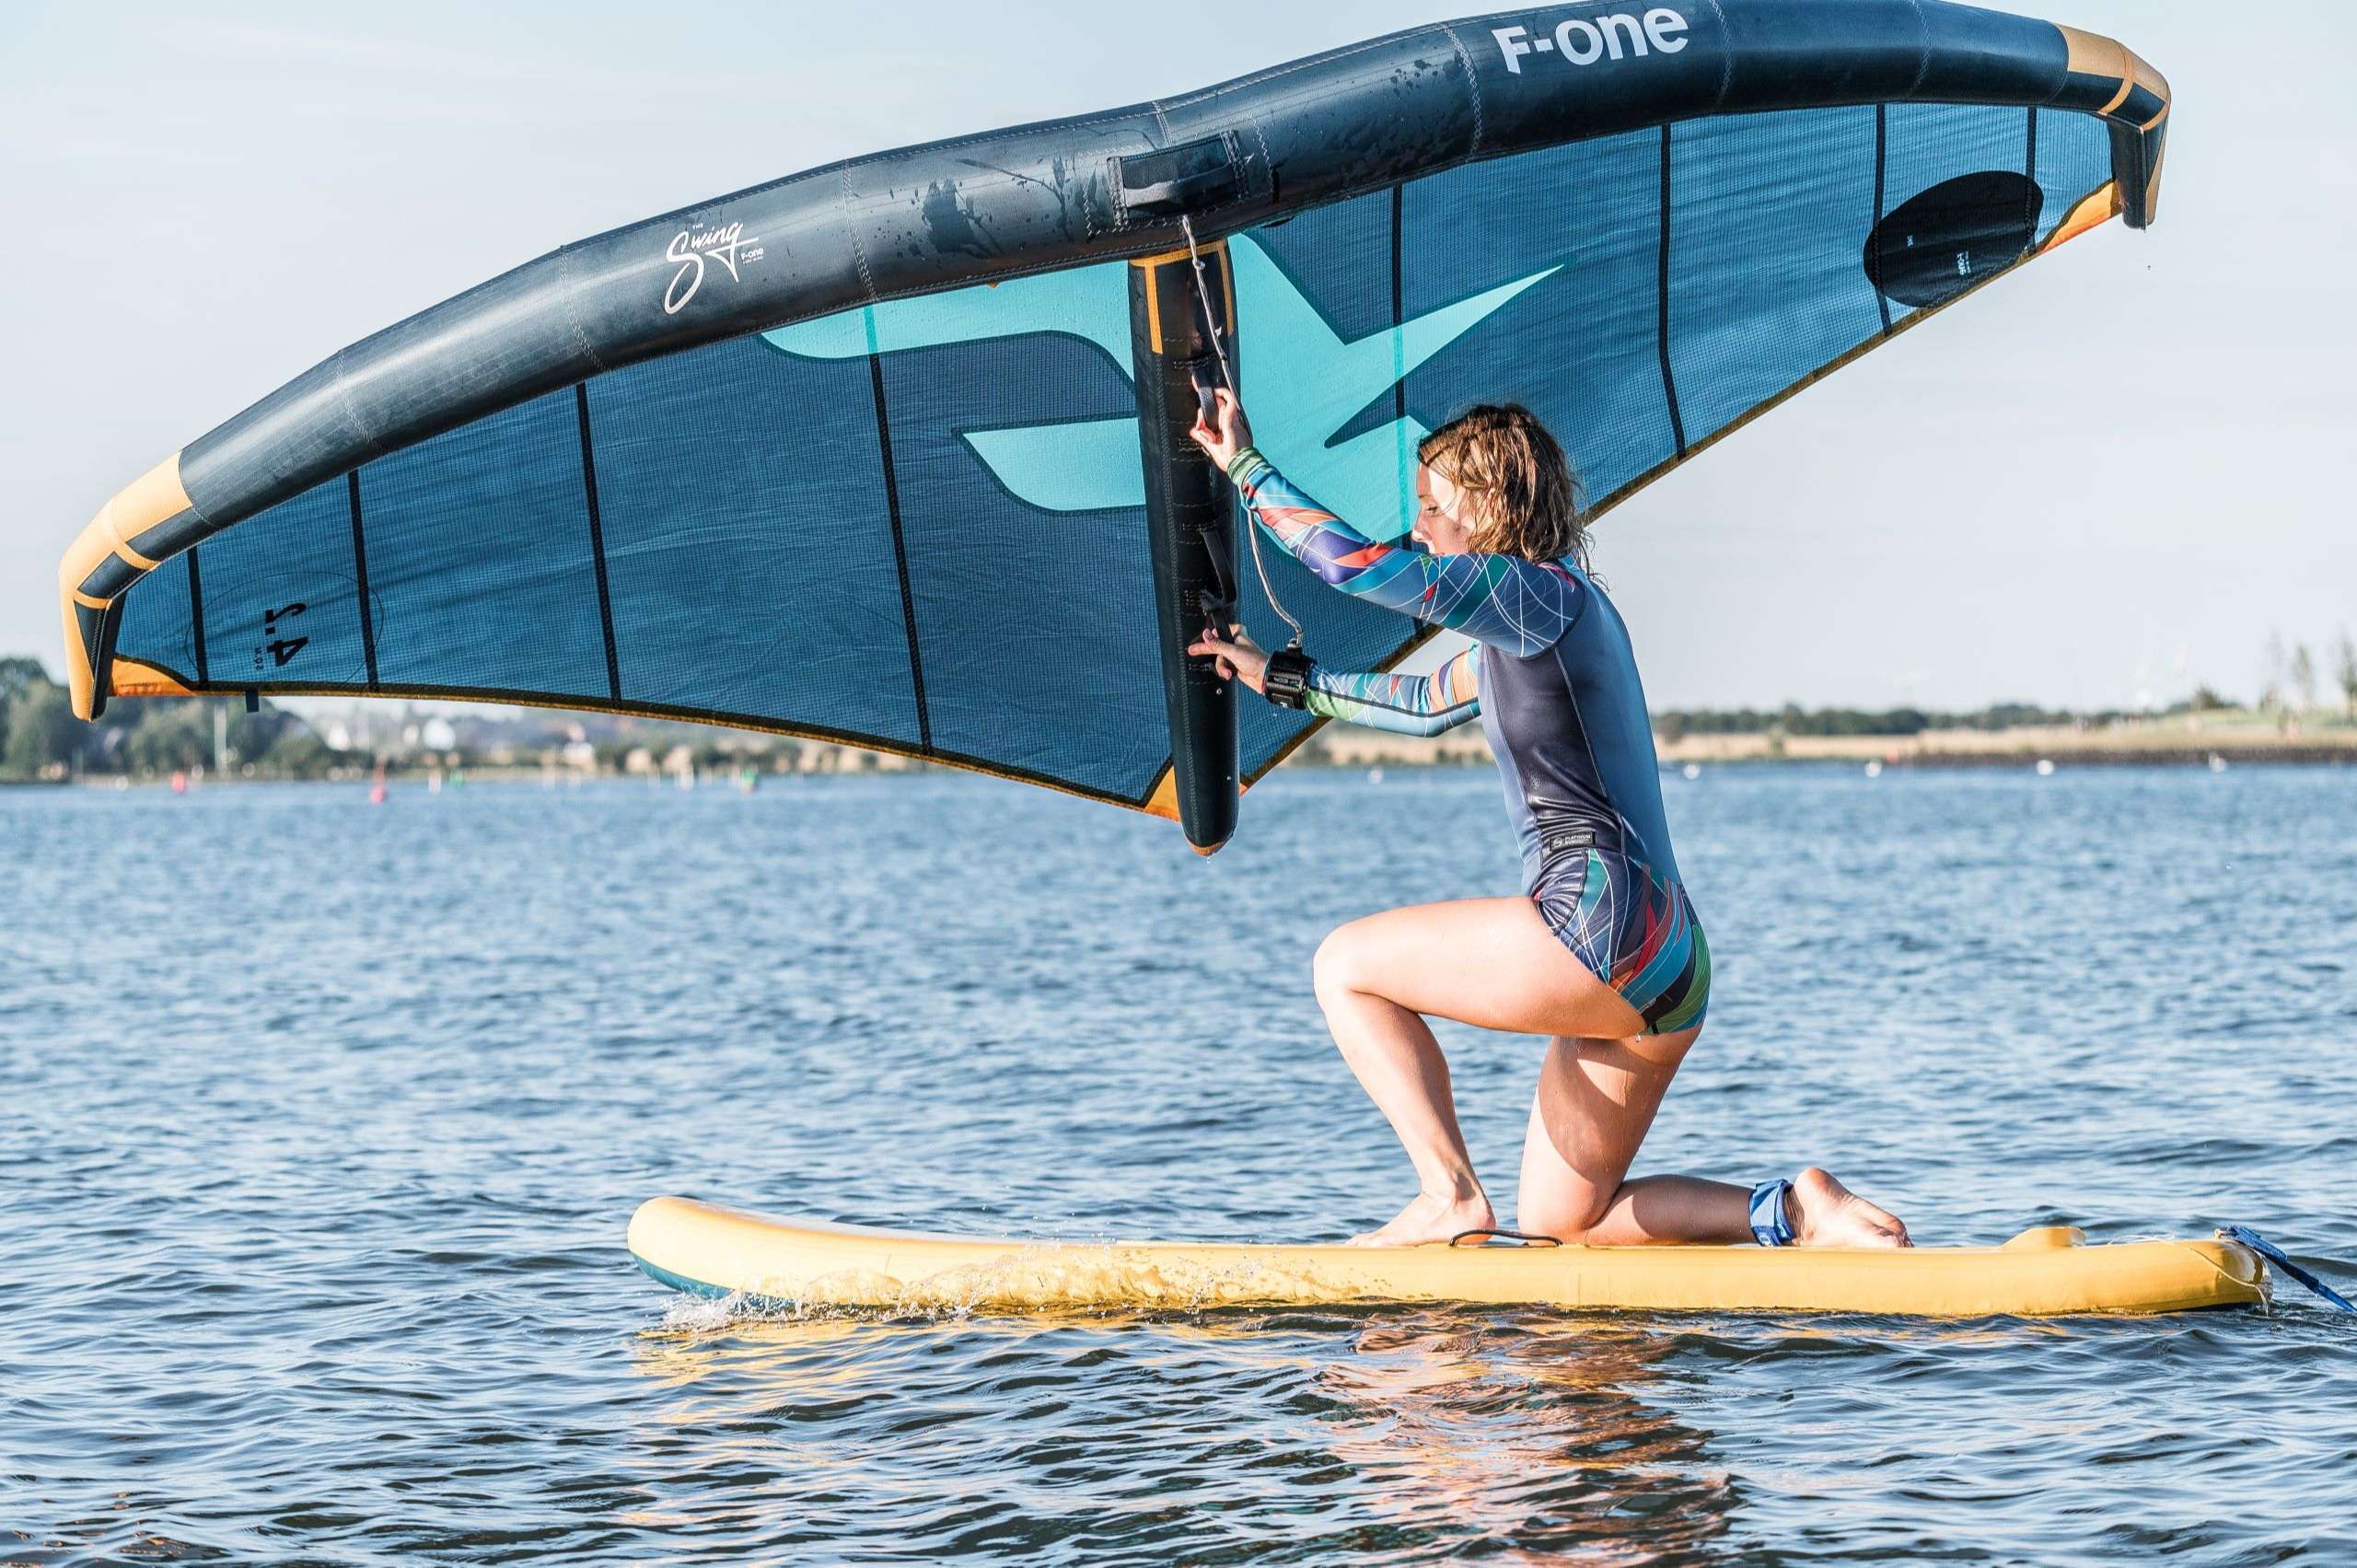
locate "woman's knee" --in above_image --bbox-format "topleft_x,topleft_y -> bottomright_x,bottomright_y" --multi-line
1311,927 -> 1353,1005
1312,922 -> 1377,1007
1517,1193 -> 1613,1242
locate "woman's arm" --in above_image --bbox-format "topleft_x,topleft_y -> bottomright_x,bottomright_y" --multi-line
1225,449 -> 1582,658
1187,626 -> 1481,738
1306,646 -> 1482,738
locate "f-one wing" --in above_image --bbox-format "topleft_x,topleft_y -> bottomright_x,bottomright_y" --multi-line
62,2 -> 2168,850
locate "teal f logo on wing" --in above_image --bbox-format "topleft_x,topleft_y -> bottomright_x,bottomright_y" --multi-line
763,238 -> 1556,540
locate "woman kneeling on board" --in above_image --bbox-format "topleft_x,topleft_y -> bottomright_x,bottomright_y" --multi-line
1190,391 -> 1910,1251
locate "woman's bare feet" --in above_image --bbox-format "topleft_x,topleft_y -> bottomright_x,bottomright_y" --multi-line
1349,1185 -> 1496,1247
1788,1167 -> 1911,1249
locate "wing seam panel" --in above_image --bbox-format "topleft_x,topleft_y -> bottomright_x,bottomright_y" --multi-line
1871,106 -> 1894,336
1903,0 -> 1933,99
1701,0 -> 1736,106
1655,126 -> 1689,458
1390,183 -> 1411,540
1433,22 -> 1488,157
346,471 -> 379,691
2022,108 -> 2042,243
574,383 -> 624,704
842,164 -> 879,306
865,325 -> 934,755
186,548 -> 210,687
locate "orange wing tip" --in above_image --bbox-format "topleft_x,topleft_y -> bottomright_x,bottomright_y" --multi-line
2040,182 -> 2122,254
2058,27 -> 2171,126
60,609 -> 98,721
108,658 -> 196,699
2055,24 -> 2171,226
2058,26 -> 2129,106
58,453 -> 191,720
2119,44 -> 2170,133
1143,766 -> 1182,823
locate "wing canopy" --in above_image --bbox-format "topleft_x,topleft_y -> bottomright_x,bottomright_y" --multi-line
62,1 -> 2169,846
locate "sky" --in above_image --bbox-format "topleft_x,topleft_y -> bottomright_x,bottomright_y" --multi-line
2,0 -> 2350,713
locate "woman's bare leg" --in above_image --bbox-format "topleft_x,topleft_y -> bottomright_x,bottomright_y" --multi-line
1313,896 -> 1910,1249
1517,1035 -> 1910,1247
1514,1029 -> 1745,1243
1312,899 -> 1650,1245
1305,1002 -> 1494,1245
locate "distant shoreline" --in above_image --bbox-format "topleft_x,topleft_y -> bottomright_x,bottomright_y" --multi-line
1309,712 -> 2357,772
1654,732 -> 2357,770
1677,744 -> 2357,770
30,726 -> 2355,792
11,657 -> 2351,787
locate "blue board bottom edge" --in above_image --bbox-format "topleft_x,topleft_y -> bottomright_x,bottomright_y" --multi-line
634,1254 -> 730,1300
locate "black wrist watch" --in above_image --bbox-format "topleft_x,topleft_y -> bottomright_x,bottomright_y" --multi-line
1262,646 -> 1314,709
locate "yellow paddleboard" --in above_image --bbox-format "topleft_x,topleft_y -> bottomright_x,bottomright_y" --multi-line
629,1197 -> 2267,1319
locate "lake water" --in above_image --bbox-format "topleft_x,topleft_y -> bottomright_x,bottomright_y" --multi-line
4,763 -> 2352,1562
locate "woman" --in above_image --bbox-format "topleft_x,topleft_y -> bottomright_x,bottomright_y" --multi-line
1189,391 -> 1910,1251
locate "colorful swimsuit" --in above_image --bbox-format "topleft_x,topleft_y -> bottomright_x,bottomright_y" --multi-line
1230,448 -> 1710,1037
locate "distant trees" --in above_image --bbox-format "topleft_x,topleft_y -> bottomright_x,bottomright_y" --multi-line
2290,644 -> 2318,714
1648,703 -> 2083,739
4,677 -> 78,779
0,655 -> 350,782
2252,633 -> 2352,718
264,731 -> 337,775
0,656 -> 45,703
3,658 -> 75,778
2256,632 -> 2340,717
111,703 -> 341,777
121,704 -> 215,774
0,656 -> 46,761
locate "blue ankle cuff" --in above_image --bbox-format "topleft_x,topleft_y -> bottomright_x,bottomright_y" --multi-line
1749,1179 -> 1795,1248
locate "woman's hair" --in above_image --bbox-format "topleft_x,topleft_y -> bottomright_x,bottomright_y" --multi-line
1416,404 -> 1592,573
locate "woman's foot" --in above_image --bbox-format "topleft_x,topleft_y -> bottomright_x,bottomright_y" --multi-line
1788,1167 -> 1911,1249
1349,1185 -> 1496,1248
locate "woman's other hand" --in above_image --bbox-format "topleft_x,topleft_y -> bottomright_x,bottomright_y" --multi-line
1188,388 -> 1254,471
1189,622 -> 1271,692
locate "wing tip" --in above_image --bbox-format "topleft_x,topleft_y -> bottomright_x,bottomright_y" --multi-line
59,453 -> 190,722
2055,24 -> 2171,228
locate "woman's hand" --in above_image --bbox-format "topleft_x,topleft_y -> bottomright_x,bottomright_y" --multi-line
1189,622 -> 1271,693
1188,388 -> 1254,471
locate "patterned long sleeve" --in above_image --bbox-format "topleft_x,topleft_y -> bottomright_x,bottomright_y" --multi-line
1227,448 -> 1584,656
1306,646 -> 1483,738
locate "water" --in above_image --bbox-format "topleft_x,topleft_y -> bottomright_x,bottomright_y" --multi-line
4,763 -> 2352,1563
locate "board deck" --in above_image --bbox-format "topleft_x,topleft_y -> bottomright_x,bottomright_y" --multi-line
629,1197 -> 2268,1319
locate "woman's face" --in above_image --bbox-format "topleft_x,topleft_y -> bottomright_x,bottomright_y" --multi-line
1413,464 -> 1479,556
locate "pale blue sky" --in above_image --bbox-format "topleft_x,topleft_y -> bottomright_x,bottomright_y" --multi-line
3,1 -> 2348,710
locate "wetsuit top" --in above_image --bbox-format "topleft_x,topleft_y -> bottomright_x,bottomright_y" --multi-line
1228,448 -> 1683,891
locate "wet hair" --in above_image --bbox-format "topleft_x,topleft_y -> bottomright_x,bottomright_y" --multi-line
1417,404 -> 1592,573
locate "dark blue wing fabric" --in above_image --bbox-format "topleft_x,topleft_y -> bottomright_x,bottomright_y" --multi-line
114,101 -> 2116,807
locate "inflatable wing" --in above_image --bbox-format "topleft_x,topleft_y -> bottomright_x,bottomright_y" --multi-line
60,1 -> 2169,851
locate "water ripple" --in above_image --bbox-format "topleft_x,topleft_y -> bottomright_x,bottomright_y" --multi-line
4,766 -> 2353,1562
